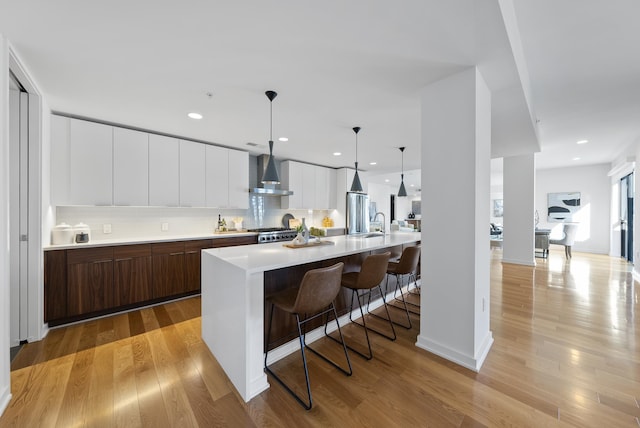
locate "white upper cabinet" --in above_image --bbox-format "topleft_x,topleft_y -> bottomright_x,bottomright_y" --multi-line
179,140 -> 206,207
149,134 -> 180,207
228,149 -> 249,209
281,160 -> 303,209
69,119 -> 113,205
113,127 -> 148,206
205,145 -> 229,208
281,160 -> 336,210
51,115 -> 70,205
315,165 -> 336,209
50,114 -> 250,209
301,164 -> 315,209
206,147 -> 249,209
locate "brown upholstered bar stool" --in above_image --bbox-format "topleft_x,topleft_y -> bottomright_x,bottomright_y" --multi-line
385,245 -> 421,328
264,262 -> 352,410
337,252 -> 395,360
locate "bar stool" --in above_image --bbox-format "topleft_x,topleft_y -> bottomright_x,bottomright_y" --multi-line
264,262 -> 352,410
385,245 -> 421,328
337,252 -> 395,360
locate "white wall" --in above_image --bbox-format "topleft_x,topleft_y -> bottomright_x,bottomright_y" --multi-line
1,33 -> 13,416
536,164 -> 611,254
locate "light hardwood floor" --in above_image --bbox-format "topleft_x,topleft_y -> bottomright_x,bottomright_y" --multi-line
1,247 -> 639,427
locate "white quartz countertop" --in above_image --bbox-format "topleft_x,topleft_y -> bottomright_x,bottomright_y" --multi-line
202,232 -> 421,274
43,231 -> 258,251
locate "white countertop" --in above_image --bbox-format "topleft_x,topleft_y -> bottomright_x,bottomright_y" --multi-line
43,231 -> 258,251
202,231 -> 421,274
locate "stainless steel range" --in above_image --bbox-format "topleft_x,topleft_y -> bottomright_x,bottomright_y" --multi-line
249,227 -> 297,243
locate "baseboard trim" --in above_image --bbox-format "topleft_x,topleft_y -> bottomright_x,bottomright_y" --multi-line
501,258 -> 536,267
0,385 -> 11,418
415,331 -> 494,372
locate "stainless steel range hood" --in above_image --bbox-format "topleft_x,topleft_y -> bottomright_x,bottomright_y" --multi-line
249,154 -> 293,196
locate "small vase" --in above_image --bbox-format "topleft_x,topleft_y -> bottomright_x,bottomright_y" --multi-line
301,218 -> 309,243
293,233 -> 306,246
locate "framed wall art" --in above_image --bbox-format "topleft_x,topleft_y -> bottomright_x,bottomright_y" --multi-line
547,192 -> 580,222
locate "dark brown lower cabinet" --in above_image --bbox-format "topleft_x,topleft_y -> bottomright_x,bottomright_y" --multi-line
44,250 -> 67,322
114,244 -> 152,306
185,240 -> 214,293
66,247 -> 114,317
44,235 -> 259,325
151,242 -> 186,299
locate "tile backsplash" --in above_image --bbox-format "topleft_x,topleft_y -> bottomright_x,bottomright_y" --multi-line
55,195 -> 334,243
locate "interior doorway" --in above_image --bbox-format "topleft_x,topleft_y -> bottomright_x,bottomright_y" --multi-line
9,72 -> 30,348
620,172 -> 634,263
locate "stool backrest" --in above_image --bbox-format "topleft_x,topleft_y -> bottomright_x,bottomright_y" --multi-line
293,262 -> 345,314
394,245 -> 421,275
357,252 -> 391,290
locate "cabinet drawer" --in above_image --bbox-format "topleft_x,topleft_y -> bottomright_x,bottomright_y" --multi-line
185,239 -> 213,253
213,235 -> 258,248
67,247 -> 114,264
151,241 -> 185,255
114,244 -> 152,260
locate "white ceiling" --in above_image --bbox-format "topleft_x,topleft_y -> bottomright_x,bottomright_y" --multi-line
1,1 -> 638,192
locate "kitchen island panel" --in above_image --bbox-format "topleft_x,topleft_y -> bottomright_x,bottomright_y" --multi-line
202,255 -> 270,402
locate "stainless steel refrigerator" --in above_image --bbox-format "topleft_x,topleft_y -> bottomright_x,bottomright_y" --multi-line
346,192 -> 370,235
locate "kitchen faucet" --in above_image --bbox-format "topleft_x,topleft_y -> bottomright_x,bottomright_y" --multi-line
373,212 -> 386,234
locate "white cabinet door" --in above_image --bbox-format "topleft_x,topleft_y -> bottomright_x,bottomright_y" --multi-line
228,149 -> 249,209
205,145 -> 229,208
149,134 -> 179,206
179,140 -> 206,207
302,163 -> 316,209
69,119 -> 113,205
51,115 -> 70,205
113,127 -> 148,206
313,166 -> 331,210
281,161 -> 303,209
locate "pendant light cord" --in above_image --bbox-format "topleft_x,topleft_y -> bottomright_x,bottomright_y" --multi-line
270,99 -> 273,143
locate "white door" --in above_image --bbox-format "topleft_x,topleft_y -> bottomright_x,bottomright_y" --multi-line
9,76 -> 29,346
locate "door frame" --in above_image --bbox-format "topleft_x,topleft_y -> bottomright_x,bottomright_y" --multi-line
9,48 -> 47,343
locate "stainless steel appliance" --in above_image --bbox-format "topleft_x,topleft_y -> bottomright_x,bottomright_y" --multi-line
346,192 -> 370,235
249,227 -> 298,243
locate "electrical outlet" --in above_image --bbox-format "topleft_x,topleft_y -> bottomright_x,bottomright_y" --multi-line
161,222 -> 169,232
103,223 -> 112,234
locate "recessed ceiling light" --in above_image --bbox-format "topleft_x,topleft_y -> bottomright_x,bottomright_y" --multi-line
278,137 -> 288,142
410,184 -> 415,187
188,112 -> 203,120
576,140 -> 588,144
573,157 -> 581,161
333,152 -> 341,156
385,179 -> 390,183
369,162 -> 377,165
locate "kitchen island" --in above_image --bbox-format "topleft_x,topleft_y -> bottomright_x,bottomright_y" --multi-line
201,232 -> 421,402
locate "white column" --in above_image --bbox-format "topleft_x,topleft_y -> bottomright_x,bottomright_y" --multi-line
417,67 -> 493,371
502,154 -> 536,266
0,33 -> 13,415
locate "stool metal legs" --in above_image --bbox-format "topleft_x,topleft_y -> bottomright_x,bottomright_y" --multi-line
264,302 -> 352,410
327,286 -> 396,360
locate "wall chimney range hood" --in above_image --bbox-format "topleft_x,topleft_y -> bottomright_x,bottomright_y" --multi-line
249,154 -> 293,196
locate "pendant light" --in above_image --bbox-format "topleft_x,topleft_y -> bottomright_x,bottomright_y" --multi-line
350,126 -> 363,192
262,90 -> 280,184
397,147 -> 407,197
